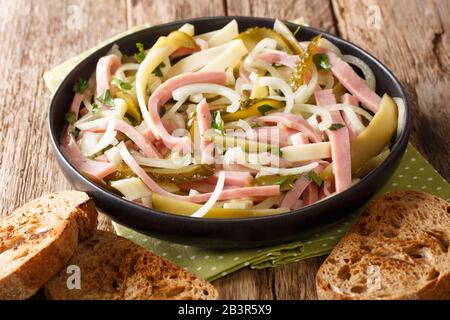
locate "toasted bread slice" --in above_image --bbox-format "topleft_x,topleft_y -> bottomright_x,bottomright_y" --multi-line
0,191 -> 98,299
316,191 -> 450,300
45,230 -> 218,300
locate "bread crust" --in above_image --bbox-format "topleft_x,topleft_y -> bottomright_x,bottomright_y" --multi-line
45,230 -> 218,300
0,191 -> 98,299
316,191 -> 450,300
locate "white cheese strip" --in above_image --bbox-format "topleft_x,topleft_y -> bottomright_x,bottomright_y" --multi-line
281,142 -> 332,162
207,20 -> 238,47
110,177 -> 152,201
166,40 -> 240,78
178,23 -> 195,36
200,39 -> 248,72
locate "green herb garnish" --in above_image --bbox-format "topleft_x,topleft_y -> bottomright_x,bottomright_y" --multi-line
134,43 -> 146,63
240,98 -> 254,109
211,111 -> 224,134
97,90 -> 114,107
64,112 -> 76,125
124,115 -> 137,126
71,128 -> 80,138
152,62 -> 166,77
306,170 -> 323,187
271,147 -> 283,157
274,176 -> 288,186
91,103 -> 100,114
328,123 -> 345,131
293,25 -> 301,37
111,78 -> 132,91
73,78 -> 89,93
257,104 -> 275,115
313,54 -> 331,71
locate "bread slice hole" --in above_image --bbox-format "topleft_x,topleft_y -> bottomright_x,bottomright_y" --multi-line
350,285 -> 366,294
337,265 -> 351,281
405,246 -> 433,262
358,223 -> 370,236
361,244 -> 373,252
425,230 -> 449,253
426,268 -> 440,281
389,216 -> 402,229
383,229 -> 399,238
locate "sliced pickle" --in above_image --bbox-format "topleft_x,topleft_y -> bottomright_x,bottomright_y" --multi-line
116,91 -> 141,122
251,174 -> 298,192
152,193 -> 288,218
153,30 -> 198,50
321,94 -> 398,180
143,164 -> 215,183
290,35 -> 322,91
236,27 -> 295,53
222,99 -> 284,122
104,163 -> 135,182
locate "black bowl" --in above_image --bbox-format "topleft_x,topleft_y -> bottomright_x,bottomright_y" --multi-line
48,16 -> 410,249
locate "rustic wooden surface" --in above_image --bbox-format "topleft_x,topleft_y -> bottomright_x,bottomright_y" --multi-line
0,0 -> 448,300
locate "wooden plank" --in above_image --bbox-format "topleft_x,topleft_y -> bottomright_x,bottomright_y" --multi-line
215,268 -> 274,300
226,0 -> 337,33
332,0 -> 450,179
0,0 -> 127,219
125,0 -> 225,27
273,257 -> 324,300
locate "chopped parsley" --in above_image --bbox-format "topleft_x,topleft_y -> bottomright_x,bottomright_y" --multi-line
134,42 -> 146,63
240,98 -> 254,109
273,176 -> 288,186
257,104 -> 275,115
111,78 -> 132,91
96,90 -> 114,107
91,103 -> 100,114
124,115 -> 137,126
71,128 -> 80,138
313,54 -> 332,72
64,112 -> 76,125
211,111 -> 224,134
73,78 -> 89,93
152,62 -> 166,77
306,170 -> 323,187
271,147 -> 283,158
328,123 -> 345,131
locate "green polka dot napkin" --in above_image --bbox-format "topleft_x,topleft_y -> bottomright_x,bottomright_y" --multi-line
44,26 -> 450,282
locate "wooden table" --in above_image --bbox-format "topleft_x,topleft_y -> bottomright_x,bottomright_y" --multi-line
1,0 -> 448,300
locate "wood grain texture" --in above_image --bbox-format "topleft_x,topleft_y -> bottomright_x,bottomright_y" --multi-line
0,0 -> 127,234
0,0 -> 127,214
227,0 -> 337,33
332,0 -> 450,180
126,0 -> 225,27
0,0 -> 448,300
